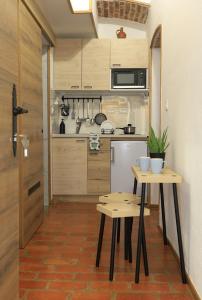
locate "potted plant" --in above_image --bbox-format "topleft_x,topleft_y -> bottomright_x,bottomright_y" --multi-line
147,127 -> 169,160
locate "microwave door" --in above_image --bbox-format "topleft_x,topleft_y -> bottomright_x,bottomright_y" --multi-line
112,69 -> 147,89
115,72 -> 134,87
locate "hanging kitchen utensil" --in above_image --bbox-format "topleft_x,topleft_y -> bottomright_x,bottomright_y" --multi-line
86,99 -> 91,126
94,97 -> 107,125
61,97 -> 69,117
71,99 -> 75,119
76,99 -> 80,124
90,99 -> 95,125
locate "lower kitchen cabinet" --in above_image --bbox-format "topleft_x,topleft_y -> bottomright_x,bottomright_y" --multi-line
52,138 -> 87,195
87,139 -> 111,194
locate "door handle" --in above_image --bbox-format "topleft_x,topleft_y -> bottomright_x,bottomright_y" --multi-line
111,146 -> 115,162
13,106 -> 28,116
12,84 -> 29,157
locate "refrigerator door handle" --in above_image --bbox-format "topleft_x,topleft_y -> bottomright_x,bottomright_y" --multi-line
111,146 -> 115,162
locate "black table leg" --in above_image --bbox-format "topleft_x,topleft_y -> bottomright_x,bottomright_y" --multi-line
172,183 -> 187,284
142,219 -> 149,276
96,214 -> 105,267
109,218 -> 118,281
133,178 -> 137,194
135,183 -> 146,283
128,217 -> 133,263
159,183 -> 168,245
117,218 -> 121,244
124,218 -> 129,260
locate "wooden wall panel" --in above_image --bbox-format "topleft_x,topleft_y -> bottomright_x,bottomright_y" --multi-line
19,1 -> 44,248
0,0 -> 19,299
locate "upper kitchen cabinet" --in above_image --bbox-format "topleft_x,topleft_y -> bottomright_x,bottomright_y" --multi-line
54,39 -> 82,90
111,39 -> 149,68
82,39 -> 110,90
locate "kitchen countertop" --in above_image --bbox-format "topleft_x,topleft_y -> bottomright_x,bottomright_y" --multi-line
52,134 -> 148,140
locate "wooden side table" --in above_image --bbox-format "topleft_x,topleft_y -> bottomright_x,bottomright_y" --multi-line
132,166 -> 187,284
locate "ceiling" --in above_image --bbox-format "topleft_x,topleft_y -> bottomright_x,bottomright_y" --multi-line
35,0 -> 97,38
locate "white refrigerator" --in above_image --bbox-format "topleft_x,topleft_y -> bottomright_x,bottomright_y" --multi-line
111,141 -> 147,194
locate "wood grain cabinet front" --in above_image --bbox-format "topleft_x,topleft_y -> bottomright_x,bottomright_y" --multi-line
54,39 -> 82,90
52,138 -> 87,195
111,39 -> 149,68
87,139 -> 111,194
82,39 -> 111,90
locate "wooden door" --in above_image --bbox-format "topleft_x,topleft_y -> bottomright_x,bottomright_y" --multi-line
54,39 -> 82,90
111,39 -> 148,68
19,1 -> 44,248
0,0 -> 19,299
52,138 -> 87,195
82,39 -> 110,90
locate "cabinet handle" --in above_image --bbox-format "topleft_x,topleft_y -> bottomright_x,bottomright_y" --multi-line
76,139 -> 85,142
111,147 -> 115,162
71,85 -> 79,89
84,85 -> 93,89
112,64 -> 121,67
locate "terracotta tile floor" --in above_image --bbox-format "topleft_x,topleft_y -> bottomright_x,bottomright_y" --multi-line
20,202 -> 195,300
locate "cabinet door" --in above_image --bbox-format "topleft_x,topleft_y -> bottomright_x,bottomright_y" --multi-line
111,39 -> 148,68
54,39 -> 82,90
52,138 -> 87,195
82,39 -> 110,90
87,139 -> 110,194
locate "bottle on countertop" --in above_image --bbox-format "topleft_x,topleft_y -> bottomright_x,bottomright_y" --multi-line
59,119 -> 65,134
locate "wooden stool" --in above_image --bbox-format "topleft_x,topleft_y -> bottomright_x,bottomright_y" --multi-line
99,192 -> 140,204
96,202 -> 150,281
99,192 -> 140,258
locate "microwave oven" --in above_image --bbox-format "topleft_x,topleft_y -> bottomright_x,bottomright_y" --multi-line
111,68 -> 147,89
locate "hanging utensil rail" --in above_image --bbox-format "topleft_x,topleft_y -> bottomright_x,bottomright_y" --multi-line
61,96 -> 102,102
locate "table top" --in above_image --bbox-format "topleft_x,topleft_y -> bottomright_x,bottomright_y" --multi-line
132,166 -> 182,184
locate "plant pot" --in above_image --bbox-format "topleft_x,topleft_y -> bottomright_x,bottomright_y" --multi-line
150,152 -> 166,167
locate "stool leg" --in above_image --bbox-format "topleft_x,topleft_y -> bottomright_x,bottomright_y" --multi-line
109,218 -> 118,281
142,220 -> 149,276
135,183 -> 146,283
159,183 -> 168,245
117,218 -> 121,244
96,214 -> 105,268
128,217 -> 133,263
173,183 -> 187,284
133,178 -> 137,194
124,218 -> 129,260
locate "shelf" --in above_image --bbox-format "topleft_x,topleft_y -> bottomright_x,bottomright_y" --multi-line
54,89 -> 149,97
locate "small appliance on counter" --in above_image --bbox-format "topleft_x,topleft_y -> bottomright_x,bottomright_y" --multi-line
89,133 -> 100,151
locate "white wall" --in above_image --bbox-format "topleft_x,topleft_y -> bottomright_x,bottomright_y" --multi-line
98,17 -> 147,39
150,48 -> 161,204
147,0 -> 202,297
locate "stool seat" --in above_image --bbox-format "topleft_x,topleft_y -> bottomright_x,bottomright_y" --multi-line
97,203 -> 150,218
99,192 -> 140,204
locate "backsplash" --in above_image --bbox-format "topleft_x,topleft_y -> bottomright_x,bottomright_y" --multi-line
51,92 -> 149,135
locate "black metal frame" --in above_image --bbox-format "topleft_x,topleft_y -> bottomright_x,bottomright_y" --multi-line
173,183 -> 187,283
62,96 -> 102,102
133,177 -> 187,284
96,213 -> 134,281
159,183 -> 168,245
133,178 -> 149,279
